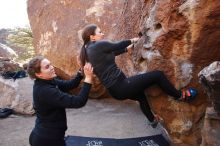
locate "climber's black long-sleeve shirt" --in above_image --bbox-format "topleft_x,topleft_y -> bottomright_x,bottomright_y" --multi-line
32,72 -> 91,139
86,40 -> 131,88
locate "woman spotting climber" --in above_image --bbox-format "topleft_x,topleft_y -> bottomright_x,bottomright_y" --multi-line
27,56 -> 93,146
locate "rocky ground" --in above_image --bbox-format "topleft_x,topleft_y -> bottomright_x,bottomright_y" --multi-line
0,98 -> 160,146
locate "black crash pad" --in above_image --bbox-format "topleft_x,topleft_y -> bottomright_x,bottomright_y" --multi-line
65,134 -> 169,146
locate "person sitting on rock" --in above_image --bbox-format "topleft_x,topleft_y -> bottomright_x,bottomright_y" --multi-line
27,56 -> 93,146
79,24 -> 198,131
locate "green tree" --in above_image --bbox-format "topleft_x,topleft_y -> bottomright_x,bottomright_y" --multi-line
7,27 -> 35,62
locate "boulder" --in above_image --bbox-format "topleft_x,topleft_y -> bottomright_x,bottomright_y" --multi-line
0,57 -> 21,74
199,61 -> 220,146
0,77 -> 34,115
0,43 -> 17,59
199,61 -> 220,115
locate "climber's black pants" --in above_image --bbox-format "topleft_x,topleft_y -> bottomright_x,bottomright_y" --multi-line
108,70 -> 181,122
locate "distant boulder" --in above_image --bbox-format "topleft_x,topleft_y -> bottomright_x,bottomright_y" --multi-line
0,43 -> 17,59
0,77 -> 34,115
0,57 -> 21,74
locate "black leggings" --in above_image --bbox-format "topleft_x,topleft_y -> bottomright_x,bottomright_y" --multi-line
29,131 -> 66,146
108,70 -> 181,122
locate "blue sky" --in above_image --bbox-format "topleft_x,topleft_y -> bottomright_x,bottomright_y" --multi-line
0,0 -> 29,29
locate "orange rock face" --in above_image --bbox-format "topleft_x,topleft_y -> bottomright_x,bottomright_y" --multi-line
28,0 -> 220,145
116,0 -> 219,145
27,0 -> 124,98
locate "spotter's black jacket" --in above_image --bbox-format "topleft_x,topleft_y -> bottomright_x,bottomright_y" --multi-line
32,72 -> 91,139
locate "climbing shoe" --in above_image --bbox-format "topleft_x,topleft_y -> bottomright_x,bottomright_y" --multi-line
178,87 -> 198,102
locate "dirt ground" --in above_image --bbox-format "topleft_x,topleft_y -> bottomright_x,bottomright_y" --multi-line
0,98 -> 160,146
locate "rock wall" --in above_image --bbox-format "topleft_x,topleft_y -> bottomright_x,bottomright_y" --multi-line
116,0 -> 220,145
27,0 -> 220,145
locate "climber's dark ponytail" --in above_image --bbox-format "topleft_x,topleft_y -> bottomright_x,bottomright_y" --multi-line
79,24 -> 97,68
